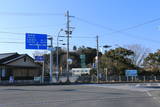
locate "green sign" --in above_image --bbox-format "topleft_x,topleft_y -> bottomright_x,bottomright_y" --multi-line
80,54 -> 86,68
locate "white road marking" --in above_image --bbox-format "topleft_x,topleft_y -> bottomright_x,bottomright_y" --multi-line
146,91 -> 152,97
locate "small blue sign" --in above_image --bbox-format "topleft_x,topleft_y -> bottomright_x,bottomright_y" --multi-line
35,56 -> 44,62
92,63 -> 96,68
26,33 -> 47,50
125,70 -> 138,76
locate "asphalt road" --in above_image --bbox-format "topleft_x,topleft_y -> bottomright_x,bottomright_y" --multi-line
0,85 -> 159,107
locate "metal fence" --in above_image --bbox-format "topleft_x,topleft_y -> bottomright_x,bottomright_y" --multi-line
0,75 -> 160,85
74,75 -> 160,83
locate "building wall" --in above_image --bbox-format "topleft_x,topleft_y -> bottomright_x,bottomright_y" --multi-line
0,54 -> 42,80
13,68 -> 40,77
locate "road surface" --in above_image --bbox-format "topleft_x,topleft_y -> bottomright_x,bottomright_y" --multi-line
0,85 -> 159,107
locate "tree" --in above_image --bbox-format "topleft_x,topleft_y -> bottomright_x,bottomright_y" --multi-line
125,44 -> 150,67
143,50 -> 160,73
100,47 -> 135,75
77,46 -> 102,66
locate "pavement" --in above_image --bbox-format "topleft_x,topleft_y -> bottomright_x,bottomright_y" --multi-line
0,84 -> 160,107
83,83 -> 160,104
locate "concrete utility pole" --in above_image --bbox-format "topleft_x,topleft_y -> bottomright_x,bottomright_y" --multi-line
41,60 -> 45,84
96,35 -> 99,83
48,37 -> 53,83
65,11 -> 74,83
66,11 -> 70,82
56,29 -> 63,82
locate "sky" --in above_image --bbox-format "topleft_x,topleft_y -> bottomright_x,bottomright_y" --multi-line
0,0 -> 160,56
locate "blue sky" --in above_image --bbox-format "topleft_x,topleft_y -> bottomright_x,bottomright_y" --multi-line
0,0 -> 160,56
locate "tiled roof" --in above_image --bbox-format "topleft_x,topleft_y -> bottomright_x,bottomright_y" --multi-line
0,53 -> 17,60
0,53 -> 40,68
2,54 -> 26,64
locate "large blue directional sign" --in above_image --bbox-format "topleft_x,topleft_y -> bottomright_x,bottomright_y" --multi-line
35,56 -> 44,62
26,33 -> 47,50
125,70 -> 138,76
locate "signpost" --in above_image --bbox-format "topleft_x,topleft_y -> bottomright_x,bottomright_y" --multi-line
67,58 -> 73,65
35,56 -> 44,62
26,33 -> 47,50
26,33 -> 53,83
80,54 -> 86,68
25,33 -> 54,83
125,70 -> 138,76
35,56 -> 45,84
125,70 -> 138,82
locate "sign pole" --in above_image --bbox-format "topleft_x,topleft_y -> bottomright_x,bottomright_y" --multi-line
25,33 -> 48,83
96,35 -> 99,83
34,56 -> 45,84
42,61 -> 45,84
49,37 -> 53,83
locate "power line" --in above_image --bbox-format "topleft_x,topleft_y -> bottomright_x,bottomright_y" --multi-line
75,16 -> 160,44
75,16 -> 160,34
109,17 -> 160,34
0,31 -> 24,35
0,30 -> 159,45
71,37 -> 95,38
0,12 -> 64,16
75,17 -> 115,32
0,30 -> 159,44
0,24 -> 65,30
0,42 -> 24,44
0,37 -> 23,40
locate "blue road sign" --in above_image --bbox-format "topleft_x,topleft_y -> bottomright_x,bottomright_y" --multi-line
125,70 -> 138,76
35,56 -> 44,62
26,33 -> 47,50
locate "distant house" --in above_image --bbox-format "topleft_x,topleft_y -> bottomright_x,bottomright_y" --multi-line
0,53 -> 41,80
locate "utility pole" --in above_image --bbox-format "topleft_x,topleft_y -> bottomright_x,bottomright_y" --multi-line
96,35 -> 99,83
48,37 -> 53,83
56,29 -> 63,82
65,11 -> 74,83
42,60 -> 45,84
66,11 -> 70,83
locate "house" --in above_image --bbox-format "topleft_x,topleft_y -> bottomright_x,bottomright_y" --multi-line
0,53 -> 41,81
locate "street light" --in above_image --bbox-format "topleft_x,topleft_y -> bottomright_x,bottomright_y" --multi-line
56,29 -> 63,82
103,45 -> 111,53
103,45 -> 111,48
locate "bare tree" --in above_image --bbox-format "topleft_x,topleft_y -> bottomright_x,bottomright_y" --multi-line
125,44 -> 150,67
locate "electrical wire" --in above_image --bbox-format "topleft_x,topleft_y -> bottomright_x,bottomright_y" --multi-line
109,17 -> 160,34
75,16 -> 160,34
0,31 -> 24,35
0,42 -> 24,44
75,16 -> 160,44
75,17 -> 115,32
0,12 -> 64,16
0,24 -> 65,30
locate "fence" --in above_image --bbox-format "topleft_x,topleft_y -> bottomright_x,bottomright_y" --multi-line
0,75 -> 160,85
0,80 -> 40,85
75,75 -> 160,83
